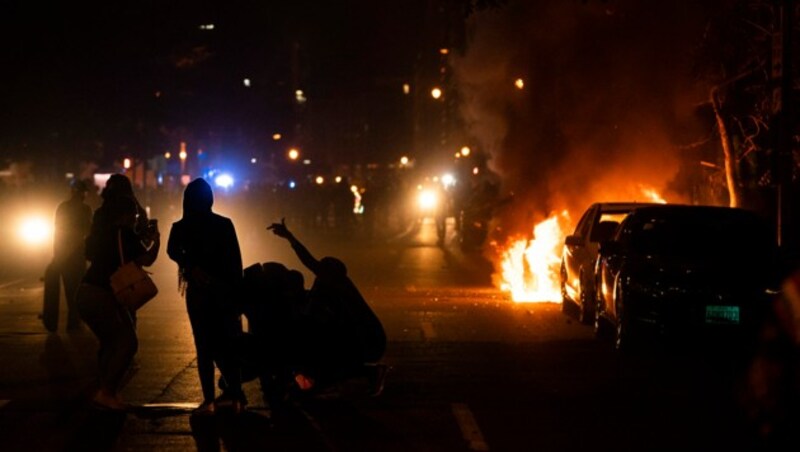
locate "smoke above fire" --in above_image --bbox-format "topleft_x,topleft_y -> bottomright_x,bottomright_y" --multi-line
451,0 -> 712,236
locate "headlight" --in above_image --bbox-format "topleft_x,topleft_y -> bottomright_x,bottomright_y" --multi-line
18,215 -> 52,247
418,189 -> 438,211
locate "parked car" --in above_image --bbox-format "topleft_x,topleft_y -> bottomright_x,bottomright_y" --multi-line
560,202 -> 656,323
594,205 -> 779,350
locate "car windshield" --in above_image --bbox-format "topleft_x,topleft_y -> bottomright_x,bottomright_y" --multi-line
625,209 -> 773,259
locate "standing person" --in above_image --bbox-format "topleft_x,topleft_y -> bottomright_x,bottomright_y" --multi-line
267,218 -> 386,391
77,195 -> 160,411
53,179 -> 93,331
167,178 -> 245,415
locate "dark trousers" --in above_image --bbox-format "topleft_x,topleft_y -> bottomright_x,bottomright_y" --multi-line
58,256 -> 86,327
186,285 -> 243,402
77,283 -> 138,393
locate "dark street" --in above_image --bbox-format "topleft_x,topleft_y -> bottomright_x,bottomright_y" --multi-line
0,220 -> 767,451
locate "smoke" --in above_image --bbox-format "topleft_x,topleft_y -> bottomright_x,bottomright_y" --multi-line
452,0 -> 711,236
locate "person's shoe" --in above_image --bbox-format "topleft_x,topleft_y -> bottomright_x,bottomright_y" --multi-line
90,390 -> 127,412
192,400 -> 215,416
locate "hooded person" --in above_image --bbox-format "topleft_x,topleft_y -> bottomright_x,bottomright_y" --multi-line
167,178 -> 245,415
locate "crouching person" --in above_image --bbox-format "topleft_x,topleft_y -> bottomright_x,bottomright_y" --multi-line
267,219 -> 387,395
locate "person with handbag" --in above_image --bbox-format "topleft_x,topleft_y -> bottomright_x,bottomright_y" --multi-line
77,194 -> 160,411
167,178 -> 245,415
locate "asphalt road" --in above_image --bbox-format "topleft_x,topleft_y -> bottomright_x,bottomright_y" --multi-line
0,219 -> 781,451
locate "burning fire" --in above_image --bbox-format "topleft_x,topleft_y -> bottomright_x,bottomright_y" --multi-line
498,187 -> 668,303
499,211 -> 569,303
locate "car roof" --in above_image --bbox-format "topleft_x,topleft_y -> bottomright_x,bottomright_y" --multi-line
594,202 -> 659,213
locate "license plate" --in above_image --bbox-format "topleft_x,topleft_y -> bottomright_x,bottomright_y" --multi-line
705,305 -> 740,324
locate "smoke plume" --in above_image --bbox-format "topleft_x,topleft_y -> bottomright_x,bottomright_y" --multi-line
452,0 -> 713,236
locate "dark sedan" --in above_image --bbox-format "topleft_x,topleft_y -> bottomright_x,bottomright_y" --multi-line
594,205 -> 779,350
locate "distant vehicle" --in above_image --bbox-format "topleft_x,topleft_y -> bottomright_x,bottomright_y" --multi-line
593,205 -> 779,350
561,202 -> 655,323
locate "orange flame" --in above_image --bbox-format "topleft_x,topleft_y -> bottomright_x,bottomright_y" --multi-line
499,211 -> 570,303
639,185 -> 667,204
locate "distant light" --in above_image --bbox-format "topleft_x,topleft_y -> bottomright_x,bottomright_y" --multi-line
439,48 -> 449,55
157,174 -> 164,185
515,78 -> 525,90
288,148 -> 300,160
295,89 -> 307,104
289,180 -> 297,189
400,156 -> 409,166
273,133 -> 282,141
154,91 -> 162,98
418,190 -> 438,211
460,146 -> 471,157
433,176 -> 439,183
123,158 -> 132,169
18,216 -> 51,246
442,174 -> 455,187
179,150 -> 188,160
473,167 -> 480,175
199,24 -> 215,30
214,173 -> 234,189
431,87 -> 442,100
181,174 -> 191,185
402,83 -> 410,95
315,176 -> 324,185
164,152 -> 172,159
251,158 -> 257,164
65,172 -> 74,179
455,153 -> 461,158
350,185 -> 359,193
335,176 -> 343,183
302,159 -> 311,165
243,78 -> 251,87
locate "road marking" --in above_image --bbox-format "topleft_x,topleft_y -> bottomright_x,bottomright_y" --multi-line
0,279 -> 25,290
0,400 -> 9,410
451,403 -> 489,451
421,321 -> 437,340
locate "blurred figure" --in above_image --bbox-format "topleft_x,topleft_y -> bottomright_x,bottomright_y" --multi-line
78,195 -> 160,411
167,178 -> 244,415
53,179 -> 92,330
742,269 -> 800,448
267,219 -> 386,391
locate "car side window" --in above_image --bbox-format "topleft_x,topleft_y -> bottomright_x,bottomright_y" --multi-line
574,206 -> 595,237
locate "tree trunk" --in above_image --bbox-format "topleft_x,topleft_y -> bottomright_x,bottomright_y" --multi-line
710,88 -> 741,208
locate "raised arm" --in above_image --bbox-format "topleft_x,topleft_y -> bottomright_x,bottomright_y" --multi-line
267,218 -> 321,275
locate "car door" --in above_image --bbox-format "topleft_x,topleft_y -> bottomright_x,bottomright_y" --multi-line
563,204 -> 597,300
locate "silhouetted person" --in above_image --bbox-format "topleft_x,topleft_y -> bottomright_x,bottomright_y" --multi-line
78,195 -> 160,411
53,179 -> 92,330
91,174 -> 149,244
267,219 -> 386,390
167,178 -> 244,415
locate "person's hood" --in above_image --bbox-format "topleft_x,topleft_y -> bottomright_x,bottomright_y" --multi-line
183,178 -> 214,217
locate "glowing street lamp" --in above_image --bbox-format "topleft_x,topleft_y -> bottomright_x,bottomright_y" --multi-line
460,146 -> 471,157
431,87 -> 442,100
273,133 -> 282,141
515,78 -> 525,90
123,158 -> 132,170
400,156 -> 409,166
164,152 -> 171,159
315,176 -> 324,185
288,148 -> 300,161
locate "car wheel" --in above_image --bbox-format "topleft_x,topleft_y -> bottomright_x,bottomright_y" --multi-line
578,277 -> 592,325
594,295 -> 610,339
614,286 -> 635,351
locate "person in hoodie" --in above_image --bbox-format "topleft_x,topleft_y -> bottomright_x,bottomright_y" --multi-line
167,178 -> 244,415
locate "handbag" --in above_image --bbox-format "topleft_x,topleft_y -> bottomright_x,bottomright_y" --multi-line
110,230 -> 158,311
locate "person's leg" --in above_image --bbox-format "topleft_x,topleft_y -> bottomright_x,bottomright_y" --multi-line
186,292 -> 216,404
76,284 -> 132,409
62,258 -> 86,329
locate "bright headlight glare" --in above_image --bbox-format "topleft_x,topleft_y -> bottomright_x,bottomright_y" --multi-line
19,216 -> 52,246
418,190 -> 438,210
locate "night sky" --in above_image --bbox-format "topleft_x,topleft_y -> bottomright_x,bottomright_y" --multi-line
0,0 -> 432,166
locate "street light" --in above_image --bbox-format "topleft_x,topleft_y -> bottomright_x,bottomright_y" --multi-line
460,146 -> 471,157
288,148 -> 300,161
514,78 -> 525,90
431,87 -> 442,100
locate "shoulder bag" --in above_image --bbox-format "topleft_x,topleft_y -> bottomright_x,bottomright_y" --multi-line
110,229 -> 158,311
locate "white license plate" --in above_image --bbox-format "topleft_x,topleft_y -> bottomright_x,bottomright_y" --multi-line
705,305 -> 740,324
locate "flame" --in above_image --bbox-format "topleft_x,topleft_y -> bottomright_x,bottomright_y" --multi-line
639,185 -> 667,204
499,211 -> 569,303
